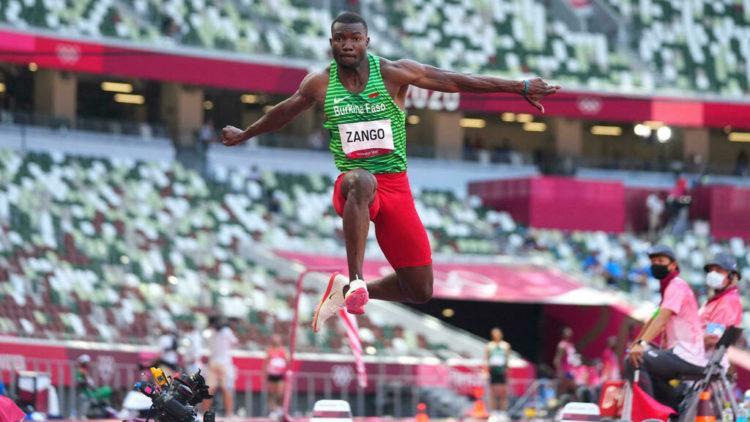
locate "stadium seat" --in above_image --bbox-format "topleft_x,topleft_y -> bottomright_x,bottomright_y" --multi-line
1,148 -> 748,351
1,0 -> 746,93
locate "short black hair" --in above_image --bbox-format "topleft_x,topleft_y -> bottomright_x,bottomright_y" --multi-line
331,11 -> 368,34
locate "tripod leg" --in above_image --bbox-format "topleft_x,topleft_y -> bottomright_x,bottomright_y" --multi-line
720,372 -> 739,416
711,382 -> 724,416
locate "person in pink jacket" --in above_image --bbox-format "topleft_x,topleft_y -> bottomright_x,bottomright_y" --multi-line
699,253 -> 743,361
625,245 -> 706,410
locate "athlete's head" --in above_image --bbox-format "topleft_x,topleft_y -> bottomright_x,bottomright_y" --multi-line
562,327 -> 573,340
606,336 -> 617,349
271,334 -> 283,347
330,12 -> 369,69
491,327 -> 503,342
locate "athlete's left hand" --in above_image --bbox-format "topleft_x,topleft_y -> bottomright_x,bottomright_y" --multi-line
523,77 -> 560,113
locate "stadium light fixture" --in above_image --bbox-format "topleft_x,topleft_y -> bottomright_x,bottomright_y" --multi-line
407,115 -> 420,125
656,126 -> 672,143
114,93 -> 145,105
501,112 -> 516,122
441,308 -> 455,318
101,81 -> 133,93
459,118 -> 486,128
516,113 -> 533,123
0,83 -> 5,93
241,94 -> 259,104
634,123 -> 651,137
591,125 -> 622,136
729,132 -> 750,142
523,122 -> 546,132
28,62 -> 38,72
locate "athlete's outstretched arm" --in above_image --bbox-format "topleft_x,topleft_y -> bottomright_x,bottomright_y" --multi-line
221,73 -> 321,146
385,59 -> 560,113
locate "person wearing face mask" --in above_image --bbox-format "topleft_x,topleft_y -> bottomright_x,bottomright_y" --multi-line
624,245 -> 706,410
699,253 -> 743,360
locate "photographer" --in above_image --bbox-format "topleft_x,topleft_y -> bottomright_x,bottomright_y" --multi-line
76,354 -> 114,418
203,317 -> 238,417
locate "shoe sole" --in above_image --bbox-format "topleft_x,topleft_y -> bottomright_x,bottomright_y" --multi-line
345,287 -> 369,315
312,272 -> 339,333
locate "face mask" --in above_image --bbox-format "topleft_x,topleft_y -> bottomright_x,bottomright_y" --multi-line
706,271 -> 727,289
650,264 -> 671,280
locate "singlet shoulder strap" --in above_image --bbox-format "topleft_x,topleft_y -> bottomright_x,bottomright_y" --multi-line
328,59 -> 339,84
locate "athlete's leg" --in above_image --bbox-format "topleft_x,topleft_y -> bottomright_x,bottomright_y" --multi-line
367,172 -> 433,303
313,169 -> 378,330
498,383 -> 508,411
368,265 -> 433,303
340,168 -> 378,282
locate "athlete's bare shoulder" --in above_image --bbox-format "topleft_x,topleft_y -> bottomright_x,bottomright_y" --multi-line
379,57 -> 424,85
298,67 -> 330,105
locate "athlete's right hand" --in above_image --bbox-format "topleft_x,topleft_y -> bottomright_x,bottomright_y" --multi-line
221,125 -> 247,146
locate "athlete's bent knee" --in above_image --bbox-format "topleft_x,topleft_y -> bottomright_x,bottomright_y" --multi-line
343,170 -> 376,204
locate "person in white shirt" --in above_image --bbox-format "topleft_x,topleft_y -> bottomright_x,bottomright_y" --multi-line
203,317 -> 238,417
646,193 -> 664,240
182,320 -> 204,374
157,329 -> 180,370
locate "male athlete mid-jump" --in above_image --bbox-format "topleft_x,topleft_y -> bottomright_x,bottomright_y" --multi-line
221,12 -> 560,332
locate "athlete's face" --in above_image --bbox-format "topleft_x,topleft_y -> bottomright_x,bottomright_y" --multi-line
562,328 -> 573,340
491,328 -> 502,342
330,22 -> 369,69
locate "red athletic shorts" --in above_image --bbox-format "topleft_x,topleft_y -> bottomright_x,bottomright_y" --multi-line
332,171 -> 432,269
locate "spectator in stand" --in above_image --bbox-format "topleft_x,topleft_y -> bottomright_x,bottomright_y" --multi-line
307,128 -> 326,150
161,17 -> 183,43
736,150 -> 749,176
646,193 -> 665,240
666,177 -> 691,235
265,334 -> 288,419
203,317 -> 238,417
476,137 -> 491,165
604,259 -> 624,290
198,119 -> 216,150
463,136 -> 476,161
492,138 -> 512,163
554,327 -> 579,396
699,253 -> 743,364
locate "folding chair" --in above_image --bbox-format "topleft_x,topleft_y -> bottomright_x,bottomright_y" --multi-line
679,326 -> 743,421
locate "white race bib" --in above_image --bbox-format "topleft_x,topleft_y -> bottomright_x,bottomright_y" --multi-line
339,119 -> 394,159
489,355 -> 506,367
